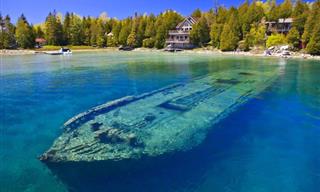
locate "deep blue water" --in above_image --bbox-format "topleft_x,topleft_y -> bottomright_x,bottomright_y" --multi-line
1,52 -> 319,192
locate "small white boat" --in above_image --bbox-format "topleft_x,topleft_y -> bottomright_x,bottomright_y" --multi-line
46,48 -> 72,55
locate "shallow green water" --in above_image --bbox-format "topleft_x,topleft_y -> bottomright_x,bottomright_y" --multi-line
1,52 -> 319,191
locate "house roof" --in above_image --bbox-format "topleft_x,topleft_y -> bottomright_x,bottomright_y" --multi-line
266,18 -> 293,24
35,38 -> 46,43
176,16 -> 197,29
278,18 -> 293,23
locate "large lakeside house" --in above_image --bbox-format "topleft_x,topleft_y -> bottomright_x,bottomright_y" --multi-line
166,16 -> 197,49
265,18 -> 293,36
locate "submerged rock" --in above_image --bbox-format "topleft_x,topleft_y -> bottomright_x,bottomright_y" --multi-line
39,69 -> 278,163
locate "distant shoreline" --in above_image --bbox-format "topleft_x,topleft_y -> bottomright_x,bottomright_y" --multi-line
1,48 -> 320,60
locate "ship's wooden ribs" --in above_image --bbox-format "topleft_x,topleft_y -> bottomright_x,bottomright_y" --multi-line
112,113 -> 156,131
63,83 -> 183,132
159,86 -> 229,111
216,78 -> 240,85
158,102 -> 190,111
173,87 -> 224,106
63,96 -> 135,132
238,72 -> 255,76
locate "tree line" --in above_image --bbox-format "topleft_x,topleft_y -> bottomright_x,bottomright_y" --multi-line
0,0 -> 320,55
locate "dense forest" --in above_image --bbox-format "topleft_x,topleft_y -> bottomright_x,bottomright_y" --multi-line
0,0 -> 320,55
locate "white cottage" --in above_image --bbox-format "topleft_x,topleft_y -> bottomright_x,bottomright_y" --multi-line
166,16 -> 197,49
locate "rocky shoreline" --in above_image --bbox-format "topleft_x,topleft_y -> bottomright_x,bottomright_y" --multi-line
1,48 -> 320,60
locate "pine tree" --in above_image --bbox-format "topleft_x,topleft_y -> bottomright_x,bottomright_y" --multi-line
83,17 -> 92,46
63,12 -> 71,45
190,24 -> 200,46
96,19 -> 106,47
144,14 -> 156,38
238,1 -> 264,39
267,0 -> 279,21
220,8 -> 240,51
45,12 -> 63,45
0,14 -> 4,48
69,14 -> 84,45
287,27 -> 300,49
191,9 -> 202,19
216,7 -> 228,24
238,0 -> 250,38
244,22 -> 266,50
154,24 -> 166,49
0,15 -> 16,49
110,20 -> 121,46
33,25 -> 44,38
255,23 -> 266,47
127,30 -> 137,47
127,16 -> 140,47
302,1 -> 320,46
203,9 -> 215,28
306,22 -> 320,55
306,2 -> 320,55
15,14 -> 35,48
210,22 -> 223,48
279,0 -> 293,19
247,1 -> 265,24
292,0 -> 309,35
89,13 -> 108,47
209,6 -> 228,49
190,15 -> 210,47
118,18 -> 132,45
90,19 -> 98,46
136,16 -> 147,47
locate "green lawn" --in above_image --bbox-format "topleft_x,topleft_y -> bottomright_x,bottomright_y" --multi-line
36,45 -> 100,51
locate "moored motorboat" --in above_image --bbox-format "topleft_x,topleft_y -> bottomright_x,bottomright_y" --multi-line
45,48 -> 72,55
119,45 -> 134,51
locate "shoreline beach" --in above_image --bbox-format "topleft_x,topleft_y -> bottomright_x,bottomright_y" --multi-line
1,48 -> 320,60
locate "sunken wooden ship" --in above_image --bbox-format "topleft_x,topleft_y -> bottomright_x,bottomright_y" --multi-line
39,69 -> 277,163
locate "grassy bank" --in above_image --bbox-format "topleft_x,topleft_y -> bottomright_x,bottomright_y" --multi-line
36,45 -> 101,51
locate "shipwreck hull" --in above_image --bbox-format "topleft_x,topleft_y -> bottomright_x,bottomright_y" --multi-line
44,152 -> 187,191
44,137 -> 230,192
40,68 -> 278,163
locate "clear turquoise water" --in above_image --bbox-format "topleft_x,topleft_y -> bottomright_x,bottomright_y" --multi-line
1,52 -> 319,192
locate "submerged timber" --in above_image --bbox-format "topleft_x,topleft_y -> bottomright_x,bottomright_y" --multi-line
40,69 -> 278,163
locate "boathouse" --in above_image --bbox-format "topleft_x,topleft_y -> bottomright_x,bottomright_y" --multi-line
35,38 -> 46,48
166,16 -> 197,49
265,18 -> 293,36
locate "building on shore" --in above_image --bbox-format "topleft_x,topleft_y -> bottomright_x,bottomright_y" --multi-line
35,38 -> 46,48
165,16 -> 197,49
265,18 -> 293,36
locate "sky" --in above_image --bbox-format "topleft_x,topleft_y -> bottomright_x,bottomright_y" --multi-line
0,0 -> 281,24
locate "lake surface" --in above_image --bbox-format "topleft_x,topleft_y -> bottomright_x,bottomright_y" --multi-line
1,52 -> 319,192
